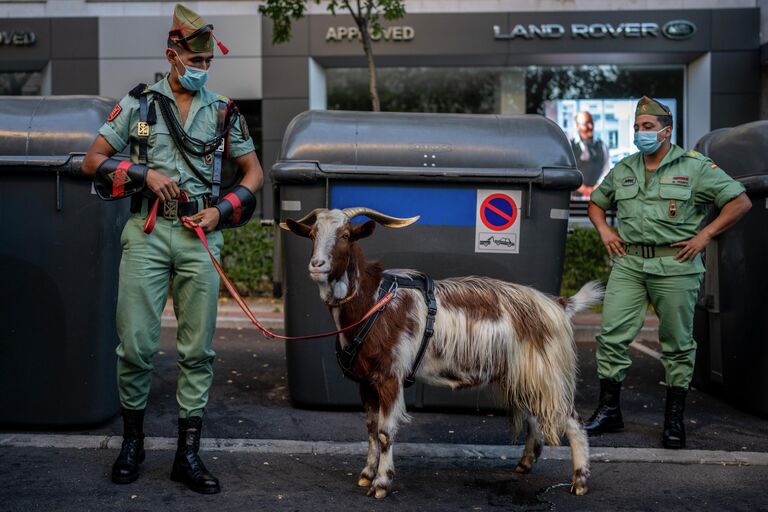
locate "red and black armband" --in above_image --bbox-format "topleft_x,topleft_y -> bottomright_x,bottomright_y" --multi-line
215,185 -> 256,229
93,158 -> 148,200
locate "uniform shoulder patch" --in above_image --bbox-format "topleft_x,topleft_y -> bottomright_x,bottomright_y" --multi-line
107,103 -> 122,122
710,163 -> 718,169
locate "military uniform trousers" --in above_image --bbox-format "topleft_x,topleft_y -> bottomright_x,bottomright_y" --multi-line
115,211 -> 224,418
596,261 -> 703,389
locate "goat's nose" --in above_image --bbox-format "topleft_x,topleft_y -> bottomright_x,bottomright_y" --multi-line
310,257 -> 326,269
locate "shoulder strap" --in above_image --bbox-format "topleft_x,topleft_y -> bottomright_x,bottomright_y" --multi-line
210,100 -> 230,204
137,94 -> 149,165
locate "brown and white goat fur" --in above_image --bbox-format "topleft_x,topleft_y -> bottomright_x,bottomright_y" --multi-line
283,208 -> 602,499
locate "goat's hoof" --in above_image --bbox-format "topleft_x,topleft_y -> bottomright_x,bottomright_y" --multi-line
570,483 -> 589,496
374,487 -> 388,499
514,463 -> 532,474
358,477 -> 372,487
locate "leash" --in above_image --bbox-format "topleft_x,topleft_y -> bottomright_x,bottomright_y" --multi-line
176,216 -> 396,341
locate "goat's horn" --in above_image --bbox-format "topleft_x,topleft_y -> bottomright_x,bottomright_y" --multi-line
341,207 -> 420,228
278,207 -> 327,231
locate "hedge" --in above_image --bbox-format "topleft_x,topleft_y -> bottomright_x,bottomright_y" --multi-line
560,227 -> 612,297
220,221 -> 274,296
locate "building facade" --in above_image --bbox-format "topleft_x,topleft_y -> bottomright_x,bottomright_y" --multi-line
1,1 -> 765,217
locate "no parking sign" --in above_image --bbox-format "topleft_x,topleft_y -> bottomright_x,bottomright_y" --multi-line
475,190 -> 521,253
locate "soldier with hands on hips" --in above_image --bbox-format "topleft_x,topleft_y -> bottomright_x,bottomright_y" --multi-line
82,3 -> 263,493
584,96 -> 751,448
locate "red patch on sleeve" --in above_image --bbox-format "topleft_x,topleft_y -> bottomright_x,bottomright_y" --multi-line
107,103 -> 122,122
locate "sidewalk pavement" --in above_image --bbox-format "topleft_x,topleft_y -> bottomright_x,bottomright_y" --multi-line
3,303 -> 767,511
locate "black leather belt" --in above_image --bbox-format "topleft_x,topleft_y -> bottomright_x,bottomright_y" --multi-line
624,244 -> 680,259
130,195 -> 207,219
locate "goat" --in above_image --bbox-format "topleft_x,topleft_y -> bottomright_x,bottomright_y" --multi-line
282,207 -> 603,499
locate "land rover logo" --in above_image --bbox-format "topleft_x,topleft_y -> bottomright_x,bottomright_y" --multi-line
661,20 -> 696,40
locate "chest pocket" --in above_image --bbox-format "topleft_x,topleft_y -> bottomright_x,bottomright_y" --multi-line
658,185 -> 692,223
146,118 -> 172,165
614,183 -> 640,218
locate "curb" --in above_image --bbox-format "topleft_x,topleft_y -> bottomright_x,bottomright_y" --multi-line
1,434 -> 765,466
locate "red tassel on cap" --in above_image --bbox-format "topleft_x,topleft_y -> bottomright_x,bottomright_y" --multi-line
213,35 -> 229,55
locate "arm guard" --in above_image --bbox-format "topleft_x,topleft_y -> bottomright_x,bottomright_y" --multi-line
215,185 -> 256,229
93,158 -> 148,200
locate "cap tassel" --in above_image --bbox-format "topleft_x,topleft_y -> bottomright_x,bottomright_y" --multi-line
213,35 -> 229,55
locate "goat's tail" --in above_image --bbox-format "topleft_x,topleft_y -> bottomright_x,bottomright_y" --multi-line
563,280 -> 604,319
502,287 -> 584,446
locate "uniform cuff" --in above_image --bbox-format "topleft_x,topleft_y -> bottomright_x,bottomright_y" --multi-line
98,124 -> 127,153
714,181 -> 746,208
589,188 -> 612,210
228,138 -> 256,159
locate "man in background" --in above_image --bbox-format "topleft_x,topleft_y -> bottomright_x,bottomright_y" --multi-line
571,111 -> 611,199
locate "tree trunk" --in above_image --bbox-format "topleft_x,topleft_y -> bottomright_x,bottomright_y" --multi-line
358,19 -> 381,112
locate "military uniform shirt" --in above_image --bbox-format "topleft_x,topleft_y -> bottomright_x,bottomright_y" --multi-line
590,144 -> 745,276
99,76 -> 255,198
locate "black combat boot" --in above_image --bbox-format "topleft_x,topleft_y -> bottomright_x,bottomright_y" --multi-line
111,408 -> 146,484
662,386 -> 687,449
583,379 -> 624,435
170,416 -> 220,494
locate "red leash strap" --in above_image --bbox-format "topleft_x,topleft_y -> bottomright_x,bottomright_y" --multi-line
143,198 -> 159,234
181,217 -> 395,341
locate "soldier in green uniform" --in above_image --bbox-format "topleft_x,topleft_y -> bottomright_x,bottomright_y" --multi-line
584,96 -> 751,448
82,4 -> 263,493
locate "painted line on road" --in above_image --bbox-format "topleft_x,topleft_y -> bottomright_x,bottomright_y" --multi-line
630,341 -> 662,360
1,433 -> 766,466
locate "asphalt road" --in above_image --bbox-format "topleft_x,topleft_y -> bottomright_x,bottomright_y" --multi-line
2,325 -> 768,511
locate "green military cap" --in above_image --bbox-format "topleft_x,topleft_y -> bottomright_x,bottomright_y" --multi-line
635,96 -> 672,117
168,3 -> 229,54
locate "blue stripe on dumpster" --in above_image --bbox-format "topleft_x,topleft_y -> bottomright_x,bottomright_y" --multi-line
330,184 -> 476,226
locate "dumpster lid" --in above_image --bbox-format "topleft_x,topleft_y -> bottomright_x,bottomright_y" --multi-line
272,110 -> 580,188
0,95 -> 115,175
695,121 -> 768,179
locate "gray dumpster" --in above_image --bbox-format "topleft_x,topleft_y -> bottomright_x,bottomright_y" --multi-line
692,121 -> 768,417
272,110 -> 581,409
0,96 -> 130,426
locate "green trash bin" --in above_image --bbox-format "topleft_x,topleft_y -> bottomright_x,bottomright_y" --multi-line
0,96 -> 130,426
272,110 -> 581,409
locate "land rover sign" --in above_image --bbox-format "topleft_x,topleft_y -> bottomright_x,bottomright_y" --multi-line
493,20 -> 697,41
661,20 -> 697,40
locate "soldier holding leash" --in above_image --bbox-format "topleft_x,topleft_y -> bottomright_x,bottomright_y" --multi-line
83,3 -> 263,494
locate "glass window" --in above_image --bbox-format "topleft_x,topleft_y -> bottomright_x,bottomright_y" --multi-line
0,71 -> 42,95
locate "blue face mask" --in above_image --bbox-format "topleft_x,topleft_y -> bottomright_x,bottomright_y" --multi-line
633,127 -> 667,154
174,52 -> 209,91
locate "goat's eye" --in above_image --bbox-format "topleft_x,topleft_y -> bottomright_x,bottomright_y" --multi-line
341,233 -> 350,240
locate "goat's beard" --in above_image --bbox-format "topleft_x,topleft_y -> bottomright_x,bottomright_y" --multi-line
315,271 -> 349,302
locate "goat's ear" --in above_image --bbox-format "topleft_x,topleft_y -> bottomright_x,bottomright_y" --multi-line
350,220 -> 376,241
283,218 -> 312,238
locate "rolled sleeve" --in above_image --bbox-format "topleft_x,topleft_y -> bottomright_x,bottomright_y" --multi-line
98,123 -> 128,153
713,180 -> 746,208
590,170 -> 615,210
227,111 -> 256,159
695,162 -> 746,208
